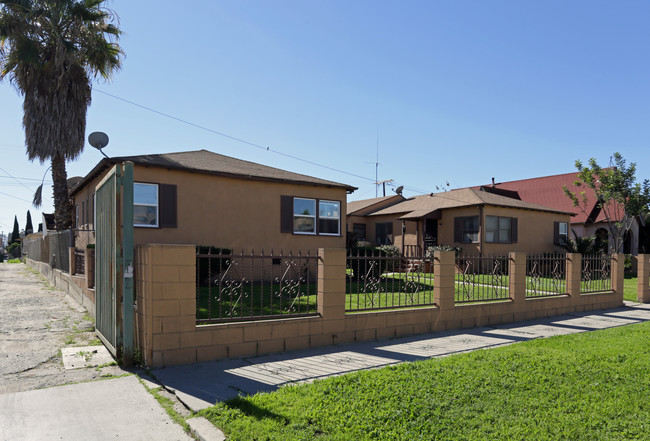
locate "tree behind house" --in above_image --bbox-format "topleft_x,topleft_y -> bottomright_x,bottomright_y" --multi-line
0,0 -> 123,230
563,153 -> 650,253
25,210 -> 33,234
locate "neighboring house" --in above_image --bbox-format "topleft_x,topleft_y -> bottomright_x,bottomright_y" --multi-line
477,172 -> 641,254
347,194 -> 405,242
69,150 -> 356,252
347,187 -> 573,256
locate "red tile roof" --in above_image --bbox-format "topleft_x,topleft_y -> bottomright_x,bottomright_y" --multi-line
476,171 -> 617,224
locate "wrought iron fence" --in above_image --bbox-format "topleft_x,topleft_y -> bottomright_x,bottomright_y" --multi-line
73,248 -> 85,276
455,255 -> 510,303
196,249 -> 318,324
346,251 -> 435,312
581,254 -> 612,293
526,254 -> 567,298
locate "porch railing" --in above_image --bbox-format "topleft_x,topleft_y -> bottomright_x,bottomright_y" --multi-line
196,249 -> 318,324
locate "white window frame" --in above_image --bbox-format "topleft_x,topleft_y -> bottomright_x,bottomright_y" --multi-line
318,200 -> 340,236
293,197 -> 317,235
134,183 -> 159,228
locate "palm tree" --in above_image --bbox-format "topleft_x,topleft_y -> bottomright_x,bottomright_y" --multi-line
0,0 -> 123,230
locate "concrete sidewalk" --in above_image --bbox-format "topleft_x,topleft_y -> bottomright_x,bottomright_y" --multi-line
152,302 -> 650,412
0,375 -> 193,441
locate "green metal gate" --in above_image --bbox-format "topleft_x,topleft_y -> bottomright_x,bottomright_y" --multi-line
95,162 -> 134,361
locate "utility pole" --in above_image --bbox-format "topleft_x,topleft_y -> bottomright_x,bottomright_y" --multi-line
374,179 -> 394,197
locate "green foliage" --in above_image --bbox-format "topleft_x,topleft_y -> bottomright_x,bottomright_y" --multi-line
563,153 -> 650,253
10,215 -> 19,244
562,232 -> 598,254
25,210 -> 33,234
7,241 -> 20,258
347,246 -> 396,280
200,321 -> 650,440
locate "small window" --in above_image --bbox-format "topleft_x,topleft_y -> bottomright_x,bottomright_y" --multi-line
376,222 -> 394,245
462,216 -> 479,243
294,198 -> 316,234
319,200 -> 340,235
134,183 -> 159,227
555,221 -> 569,245
486,216 -> 513,243
353,223 -> 367,241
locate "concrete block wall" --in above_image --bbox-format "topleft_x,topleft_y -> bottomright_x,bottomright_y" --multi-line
135,247 -> 628,368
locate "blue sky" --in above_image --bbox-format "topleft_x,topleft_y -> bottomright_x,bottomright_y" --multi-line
1,0 -> 649,236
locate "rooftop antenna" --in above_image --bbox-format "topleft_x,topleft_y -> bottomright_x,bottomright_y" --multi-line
88,132 -> 110,158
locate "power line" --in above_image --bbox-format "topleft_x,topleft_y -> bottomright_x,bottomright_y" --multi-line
0,175 -> 52,183
95,89 -> 379,184
0,190 -> 32,203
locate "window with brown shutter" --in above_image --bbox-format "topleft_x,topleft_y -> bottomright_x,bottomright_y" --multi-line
159,184 -> 177,228
281,196 -> 341,236
454,216 -> 479,243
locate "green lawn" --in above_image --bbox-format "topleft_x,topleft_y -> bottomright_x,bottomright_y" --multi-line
198,274 -> 642,320
200,321 -> 650,440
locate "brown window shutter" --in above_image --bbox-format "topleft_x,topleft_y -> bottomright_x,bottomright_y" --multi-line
159,184 -> 177,228
281,196 -> 293,233
553,221 -> 560,245
511,217 -> 518,243
454,217 -> 462,243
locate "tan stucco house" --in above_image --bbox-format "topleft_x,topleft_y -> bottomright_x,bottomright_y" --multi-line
70,150 -> 356,252
347,187 -> 573,256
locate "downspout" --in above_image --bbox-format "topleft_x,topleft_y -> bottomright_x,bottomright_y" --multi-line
401,220 -> 406,256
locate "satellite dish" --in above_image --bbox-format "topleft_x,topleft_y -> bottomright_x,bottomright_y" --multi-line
394,185 -> 404,195
88,132 -> 109,158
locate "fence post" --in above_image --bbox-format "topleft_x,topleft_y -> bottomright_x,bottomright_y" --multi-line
317,248 -> 346,320
636,255 -> 650,303
566,253 -> 581,297
509,252 -> 526,304
433,251 -> 455,310
611,253 -> 625,295
68,247 -> 76,275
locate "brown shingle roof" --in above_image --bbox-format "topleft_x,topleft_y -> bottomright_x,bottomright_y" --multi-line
368,188 -> 574,218
347,195 -> 404,215
70,149 -> 357,195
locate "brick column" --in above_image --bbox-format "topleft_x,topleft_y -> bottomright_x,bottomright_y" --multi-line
509,252 -> 526,304
317,248 -> 346,321
434,251 -> 455,310
136,244 -> 196,367
611,253 -> 625,295
68,247 -> 76,275
566,253 -> 581,298
636,255 -> 650,303
84,247 -> 94,289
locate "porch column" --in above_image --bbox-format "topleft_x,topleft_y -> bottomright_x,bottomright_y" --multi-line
636,255 -> 650,303
68,247 -> 76,275
433,251 -> 455,310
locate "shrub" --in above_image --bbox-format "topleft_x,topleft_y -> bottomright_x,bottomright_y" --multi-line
347,246 -> 398,280
7,242 -> 21,258
425,245 -> 462,259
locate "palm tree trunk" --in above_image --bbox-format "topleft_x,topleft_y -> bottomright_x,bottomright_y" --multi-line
51,152 -> 72,230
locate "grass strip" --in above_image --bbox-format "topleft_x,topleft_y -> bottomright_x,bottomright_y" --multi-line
200,321 -> 650,440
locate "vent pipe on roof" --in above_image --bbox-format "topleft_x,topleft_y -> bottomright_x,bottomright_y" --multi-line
491,177 -> 495,186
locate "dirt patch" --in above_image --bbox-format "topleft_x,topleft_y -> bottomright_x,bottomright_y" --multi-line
0,263 -> 126,394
